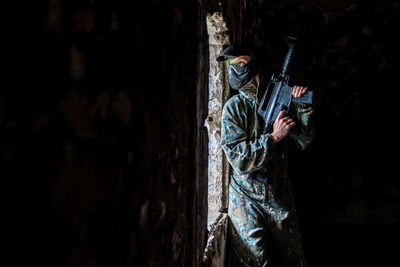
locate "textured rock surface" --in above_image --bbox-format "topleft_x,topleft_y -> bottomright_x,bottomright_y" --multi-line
202,213 -> 229,267
2,1 -> 207,266
205,13 -> 230,228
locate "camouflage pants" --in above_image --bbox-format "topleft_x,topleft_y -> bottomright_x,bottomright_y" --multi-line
228,183 -> 307,267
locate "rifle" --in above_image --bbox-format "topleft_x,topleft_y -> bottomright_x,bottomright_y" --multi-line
258,36 -> 313,134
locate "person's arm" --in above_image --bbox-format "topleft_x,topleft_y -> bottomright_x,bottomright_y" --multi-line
220,102 -> 276,175
290,86 -> 315,150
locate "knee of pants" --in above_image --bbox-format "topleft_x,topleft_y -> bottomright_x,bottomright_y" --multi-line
229,219 -> 269,267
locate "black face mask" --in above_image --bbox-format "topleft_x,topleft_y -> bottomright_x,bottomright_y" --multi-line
228,60 -> 257,90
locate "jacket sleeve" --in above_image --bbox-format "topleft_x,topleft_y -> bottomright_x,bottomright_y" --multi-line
220,103 -> 275,175
290,104 -> 314,150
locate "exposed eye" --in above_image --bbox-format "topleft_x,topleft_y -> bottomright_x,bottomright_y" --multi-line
238,61 -> 245,67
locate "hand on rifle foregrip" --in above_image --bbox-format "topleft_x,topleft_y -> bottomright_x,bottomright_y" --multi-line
292,85 -> 308,98
270,110 -> 295,143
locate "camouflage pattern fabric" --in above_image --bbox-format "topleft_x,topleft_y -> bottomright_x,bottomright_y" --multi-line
221,83 -> 313,267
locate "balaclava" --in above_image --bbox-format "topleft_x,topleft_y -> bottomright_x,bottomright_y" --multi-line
217,45 -> 259,90
227,58 -> 258,90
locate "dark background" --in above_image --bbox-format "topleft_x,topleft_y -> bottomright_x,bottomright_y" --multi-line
1,0 -> 399,266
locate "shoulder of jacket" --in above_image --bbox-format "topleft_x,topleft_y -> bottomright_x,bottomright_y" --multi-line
223,94 -> 245,112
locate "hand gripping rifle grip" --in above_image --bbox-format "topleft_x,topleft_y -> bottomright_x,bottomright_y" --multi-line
291,91 -> 313,105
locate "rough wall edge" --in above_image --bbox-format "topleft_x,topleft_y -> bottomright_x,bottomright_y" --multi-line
203,12 -> 231,266
205,12 -> 231,228
202,213 -> 229,266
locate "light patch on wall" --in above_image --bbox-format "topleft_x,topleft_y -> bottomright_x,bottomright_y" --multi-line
205,12 -> 230,229
139,199 -> 149,229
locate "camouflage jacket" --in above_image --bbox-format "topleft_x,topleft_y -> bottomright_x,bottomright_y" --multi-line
221,83 -> 314,207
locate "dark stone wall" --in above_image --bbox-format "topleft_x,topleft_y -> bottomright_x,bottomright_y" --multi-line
2,0 -> 207,266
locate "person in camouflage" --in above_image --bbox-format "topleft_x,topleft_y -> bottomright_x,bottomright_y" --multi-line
217,45 -> 314,267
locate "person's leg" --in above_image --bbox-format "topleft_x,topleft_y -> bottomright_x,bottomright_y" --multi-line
265,210 -> 308,267
228,185 -> 271,267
